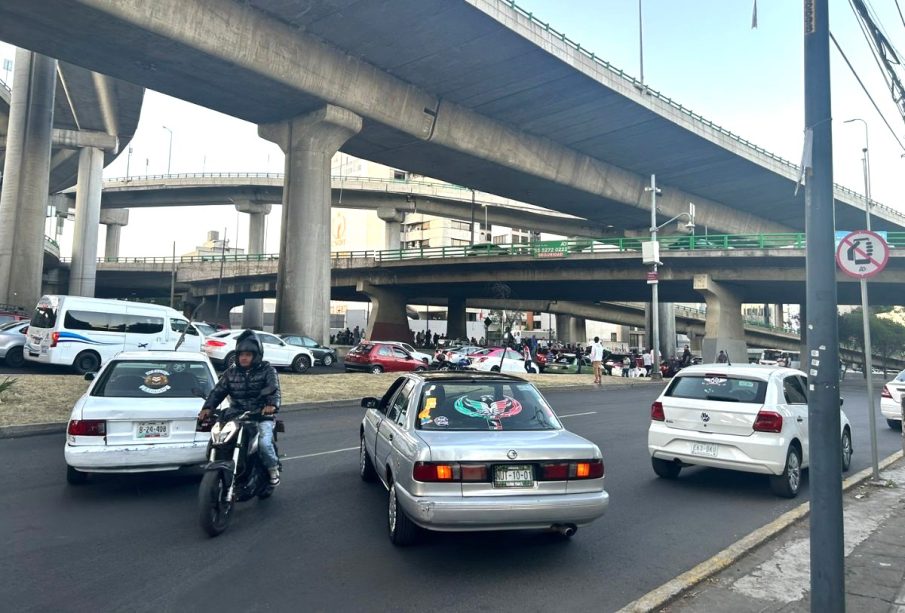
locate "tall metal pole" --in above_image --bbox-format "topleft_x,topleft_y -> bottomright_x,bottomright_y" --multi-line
845,118 -> 879,479
215,227 -> 227,326
638,0 -> 644,86
648,174 -> 661,380
804,1 -> 844,609
126,146 -> 133,179
162,125 -> 173,174
470,189 -> 476,246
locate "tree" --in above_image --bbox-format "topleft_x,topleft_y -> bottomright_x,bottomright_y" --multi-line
837,308 -> 905,377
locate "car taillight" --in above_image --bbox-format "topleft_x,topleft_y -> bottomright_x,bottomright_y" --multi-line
881,385 -> 892,399
205,340 -> 226,347
413,462 -> 458,482
51,331 -> 60,348
753,410 -> 783,433
67,419 -> 106,436
651,401 -> 665,421
539,460 -> 604,480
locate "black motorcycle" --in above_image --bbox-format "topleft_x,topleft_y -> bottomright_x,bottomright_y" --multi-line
197,386 -> 283,537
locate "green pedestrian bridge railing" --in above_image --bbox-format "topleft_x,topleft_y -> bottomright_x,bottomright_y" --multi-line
63,232 -> 905,266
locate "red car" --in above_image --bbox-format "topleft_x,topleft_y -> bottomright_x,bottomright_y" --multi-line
344,342 -> 428,374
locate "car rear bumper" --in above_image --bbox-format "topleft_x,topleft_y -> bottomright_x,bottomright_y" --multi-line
648,423 -> 788,476
395,484 -> 609,531
65,441 -> 208,472
344,362 -> 371,372
881,398 -> 903,421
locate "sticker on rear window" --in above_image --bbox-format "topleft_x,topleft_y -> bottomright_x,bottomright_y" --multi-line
703,376 -> 727,385
434,416 -> 449,427
454,396 -> 523,430
140,369 -> 171,395
738,381 -> 754,388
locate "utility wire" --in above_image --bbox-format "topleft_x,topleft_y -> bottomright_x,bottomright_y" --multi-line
896,0 -> 905,31
830,31 -> 905,152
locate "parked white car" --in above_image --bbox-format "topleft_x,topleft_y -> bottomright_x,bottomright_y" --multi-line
471,347 -> 539,374
203,329 -> 315,373
881,369 -> 905,429
64,352 -> 220,484
648,363 -> 852,498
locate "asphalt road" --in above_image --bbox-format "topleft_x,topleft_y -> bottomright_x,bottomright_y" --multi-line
1,380 -> 900,612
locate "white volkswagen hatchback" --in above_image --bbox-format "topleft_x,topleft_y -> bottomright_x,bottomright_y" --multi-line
648,364 -> 853,498
64,351 -> 219,484
880,369 -> 905,429
203,329 -> 314,373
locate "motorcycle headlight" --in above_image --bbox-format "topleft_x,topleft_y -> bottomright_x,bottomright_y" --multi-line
212,421 -> 238,444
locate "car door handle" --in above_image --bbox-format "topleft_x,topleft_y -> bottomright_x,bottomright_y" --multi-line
388,433 -> 394,441
797,417 -> 804,422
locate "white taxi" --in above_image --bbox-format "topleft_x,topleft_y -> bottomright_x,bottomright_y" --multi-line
648,364 -> 852,498
64,352 -> 219,484
880,369 -> 905,429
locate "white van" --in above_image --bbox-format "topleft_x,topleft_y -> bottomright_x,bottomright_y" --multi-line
25,295 -> 202,373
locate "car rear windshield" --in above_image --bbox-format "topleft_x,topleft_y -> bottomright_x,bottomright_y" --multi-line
666,374 -> 768,404
92,361 -> 215,398
416,381 -> 561,431
353,343 -> 374,354
31,303 -> 57,329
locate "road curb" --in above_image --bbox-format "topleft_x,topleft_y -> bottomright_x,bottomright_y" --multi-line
617,449 -> 905,613
0,422 -> 67,439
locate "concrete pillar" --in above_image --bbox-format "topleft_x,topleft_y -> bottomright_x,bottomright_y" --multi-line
100,209 -> 129,261
358,282 -> 411,342
659,302 -> 677,360
377,207 -> 405,251
694,274 -> 747,363
570,316 -> 587,345
235,201 -> 272,329
259,105 -> 362,344
555,314 -> 576,343
446,296 -> 467,340
0,50 -> 57,310
68,147 -> 105,296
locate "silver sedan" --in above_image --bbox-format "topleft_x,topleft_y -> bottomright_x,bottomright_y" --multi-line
0,320 -> 29,368
359,372 -> 609,545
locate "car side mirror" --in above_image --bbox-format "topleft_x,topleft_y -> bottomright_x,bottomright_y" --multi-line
839,397 -> 844,406
361,397 -> 379,409
83,372 -> 95,382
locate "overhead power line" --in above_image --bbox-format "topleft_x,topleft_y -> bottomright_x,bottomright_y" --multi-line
848,0 -> 905,127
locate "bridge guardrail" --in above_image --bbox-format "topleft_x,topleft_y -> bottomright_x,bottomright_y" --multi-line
64,231 -> 905,266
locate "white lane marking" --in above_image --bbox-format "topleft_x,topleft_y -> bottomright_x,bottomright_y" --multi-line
558,411 -> 598,418
281,446 -> 358,462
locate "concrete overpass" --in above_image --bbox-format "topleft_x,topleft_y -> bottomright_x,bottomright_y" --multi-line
0,50 -> 144,312
51,237 -> 905,361
5,0 -> 905,345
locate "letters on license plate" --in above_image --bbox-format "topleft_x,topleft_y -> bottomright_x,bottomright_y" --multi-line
493,464 -> 534,488
691,442 -> 718,457
137,421 -> 169,439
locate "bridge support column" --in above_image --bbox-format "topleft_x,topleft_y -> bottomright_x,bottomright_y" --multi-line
660,303 -> 677,360
570,316 -> 586,345
235,202 -> 272,329
100,209 -> 129,261
0,49 -> 56,310
555,314 -> 579,344
68,147 -> 105,297
358,282 -> 411,342
260,105 -> 362,344
694,274 -> 747,363
446,296 -> 467,340
376,207 -> 405,251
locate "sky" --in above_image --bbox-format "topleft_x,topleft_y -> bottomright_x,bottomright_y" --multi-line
3,0 -> 905,259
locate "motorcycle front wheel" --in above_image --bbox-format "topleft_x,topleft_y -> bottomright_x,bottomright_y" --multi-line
198,471 -> 233,537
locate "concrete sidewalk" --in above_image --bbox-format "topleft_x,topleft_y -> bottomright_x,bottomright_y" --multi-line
649,454 -> 905,612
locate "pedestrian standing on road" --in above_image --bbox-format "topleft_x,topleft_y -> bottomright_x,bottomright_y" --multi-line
622,355 -> 630,378
590,336 -> 604,384
682,345 -> 692,366
717,350 -> 728,363
642,349 -> 652,377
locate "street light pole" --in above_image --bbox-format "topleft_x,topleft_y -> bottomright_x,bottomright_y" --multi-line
162,125 -> 173,174
638,0 -> 645,86
646,174 -> 661,380
126,146 -> 133,179
845,117 -> 880,480
470,189 -> 476,246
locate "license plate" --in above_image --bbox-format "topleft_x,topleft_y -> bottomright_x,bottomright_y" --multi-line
137,421 -> 169,439
691,442 -> 718,457
493,464 -> 534,488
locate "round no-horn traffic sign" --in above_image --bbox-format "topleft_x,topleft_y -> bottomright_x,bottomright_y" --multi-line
835,230 -> 889,279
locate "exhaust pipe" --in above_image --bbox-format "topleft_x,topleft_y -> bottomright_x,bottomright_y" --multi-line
552,523 -> 577,537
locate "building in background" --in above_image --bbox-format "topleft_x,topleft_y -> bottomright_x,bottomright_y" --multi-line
184,230 -> 245,258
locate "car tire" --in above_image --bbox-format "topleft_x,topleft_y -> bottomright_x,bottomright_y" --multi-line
322,354 -> 335,367
651,457 -> 681,479
388,481 -> 418,546
4,346 -> 25,368
422,358 -> 430,365
370,365 -> 383,374
841,428 -> 853,472
887,418 -> 902,431
414,366 -> 427,372
291,354 -> 311,374
359,435 -> 377,482
66,465 -> 88,485
770,445 -> 802,498
224,352 -> 237,369
72,351 -> 100,375
490,366 -> 500,372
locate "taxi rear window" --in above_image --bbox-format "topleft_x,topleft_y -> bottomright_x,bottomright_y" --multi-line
666,374 -> 768,404
416,381 -> 561,431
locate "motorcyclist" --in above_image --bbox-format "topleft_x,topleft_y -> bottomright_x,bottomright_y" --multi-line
198,329 -> 282,485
